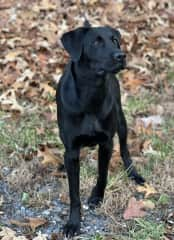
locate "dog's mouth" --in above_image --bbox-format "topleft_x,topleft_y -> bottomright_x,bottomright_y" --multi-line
96,61 -> 126,75
114,58 -> 126,70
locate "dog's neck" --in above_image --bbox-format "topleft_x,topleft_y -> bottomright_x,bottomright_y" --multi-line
72,60 -> 106,88
72,60 -> 108,113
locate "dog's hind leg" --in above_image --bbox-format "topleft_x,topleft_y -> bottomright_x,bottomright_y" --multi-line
88,139 -> 113,208
63,148 -> 81,237
117,107 -> 145,185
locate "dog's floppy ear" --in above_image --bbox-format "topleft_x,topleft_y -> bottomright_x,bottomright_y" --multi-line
61,27 -> 88,61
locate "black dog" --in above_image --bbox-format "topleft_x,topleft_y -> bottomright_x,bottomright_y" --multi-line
56,21 -> 145,237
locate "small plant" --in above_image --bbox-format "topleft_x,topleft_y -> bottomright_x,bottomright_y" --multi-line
91,234 -> 103,240
157,193 -> 170,206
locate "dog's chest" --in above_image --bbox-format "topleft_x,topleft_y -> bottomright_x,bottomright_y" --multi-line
79,86 -> 105,112
80,114 -> 101,135
74,113 -> 108,146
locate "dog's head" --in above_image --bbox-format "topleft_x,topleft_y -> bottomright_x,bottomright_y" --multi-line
61,21 -> 126,75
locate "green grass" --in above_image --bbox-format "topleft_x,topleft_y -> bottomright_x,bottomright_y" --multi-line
0,112 -> 61,164
80,163 -> 96,180
124,93 -> 156,121
81,219 -> 165,240
129,219 -> 165,240
157,193 -> 170,206
151,135 -> 173,159
107,170 -> 128,190
166,71 -> 174,86
90,234 -> 104,240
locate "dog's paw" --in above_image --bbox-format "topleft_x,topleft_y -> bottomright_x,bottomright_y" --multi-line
128,169 -> 145,185
88,195 -> 103,209
63,221 -> 80,237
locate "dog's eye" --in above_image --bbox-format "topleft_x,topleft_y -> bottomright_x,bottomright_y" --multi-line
93,36 -> 103,46
112,37 -> 119,45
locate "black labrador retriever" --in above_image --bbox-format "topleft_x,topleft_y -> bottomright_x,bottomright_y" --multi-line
56,21 -> 145,237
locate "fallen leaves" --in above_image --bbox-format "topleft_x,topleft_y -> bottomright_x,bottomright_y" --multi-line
4,50 -> 23,62
137,115 -> 163,128
10,217 -> 47,232
123,183 -> 157,220
0,89 -> 24,114
136,183 -> 157,198
34,0 -> 57,11
122,70 -> 146,93
38,145 -> 63,167
39,82 -> 56,99
134,115 -> 163,138
123,197 -> 156,220
0,227 -> 26,240
123,197 -> 146,220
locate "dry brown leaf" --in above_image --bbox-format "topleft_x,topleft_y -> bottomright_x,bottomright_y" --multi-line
5,50 -> 23,62
124,78 -> 145,92
59,193 -> 69,204
38,145 -> 62,166
38,0 -> 57,11
122,71 -> 145,92
10,217 -> 47,232
135,118 -> 153,136
103,0 -> 124,24
51,171 -> 66,178
128,139 -> 142,156
123,197 -> 155,220
40,83 -> 56,98
87,0 -> 99,6
17,69 -> 34,82
142,140 -> 152,152
0,89 -> 24,113
136,183 -> 157,198
28,217 -> 47,232
123,197 -> 146,220
39,22 -> 57,44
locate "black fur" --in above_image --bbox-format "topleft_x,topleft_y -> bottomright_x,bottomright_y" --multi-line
56,22 -> 145,237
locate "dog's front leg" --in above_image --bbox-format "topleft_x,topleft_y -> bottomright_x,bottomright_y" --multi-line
63,148 -> 81,237
117,106 -> 145,185
88,139 -> 113,208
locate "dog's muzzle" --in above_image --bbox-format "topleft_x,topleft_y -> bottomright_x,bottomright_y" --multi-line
112,51 -> 126,70
112,52 -> 126,61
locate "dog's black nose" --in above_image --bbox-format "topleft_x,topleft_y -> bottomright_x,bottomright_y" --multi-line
112,52 -> 126,61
